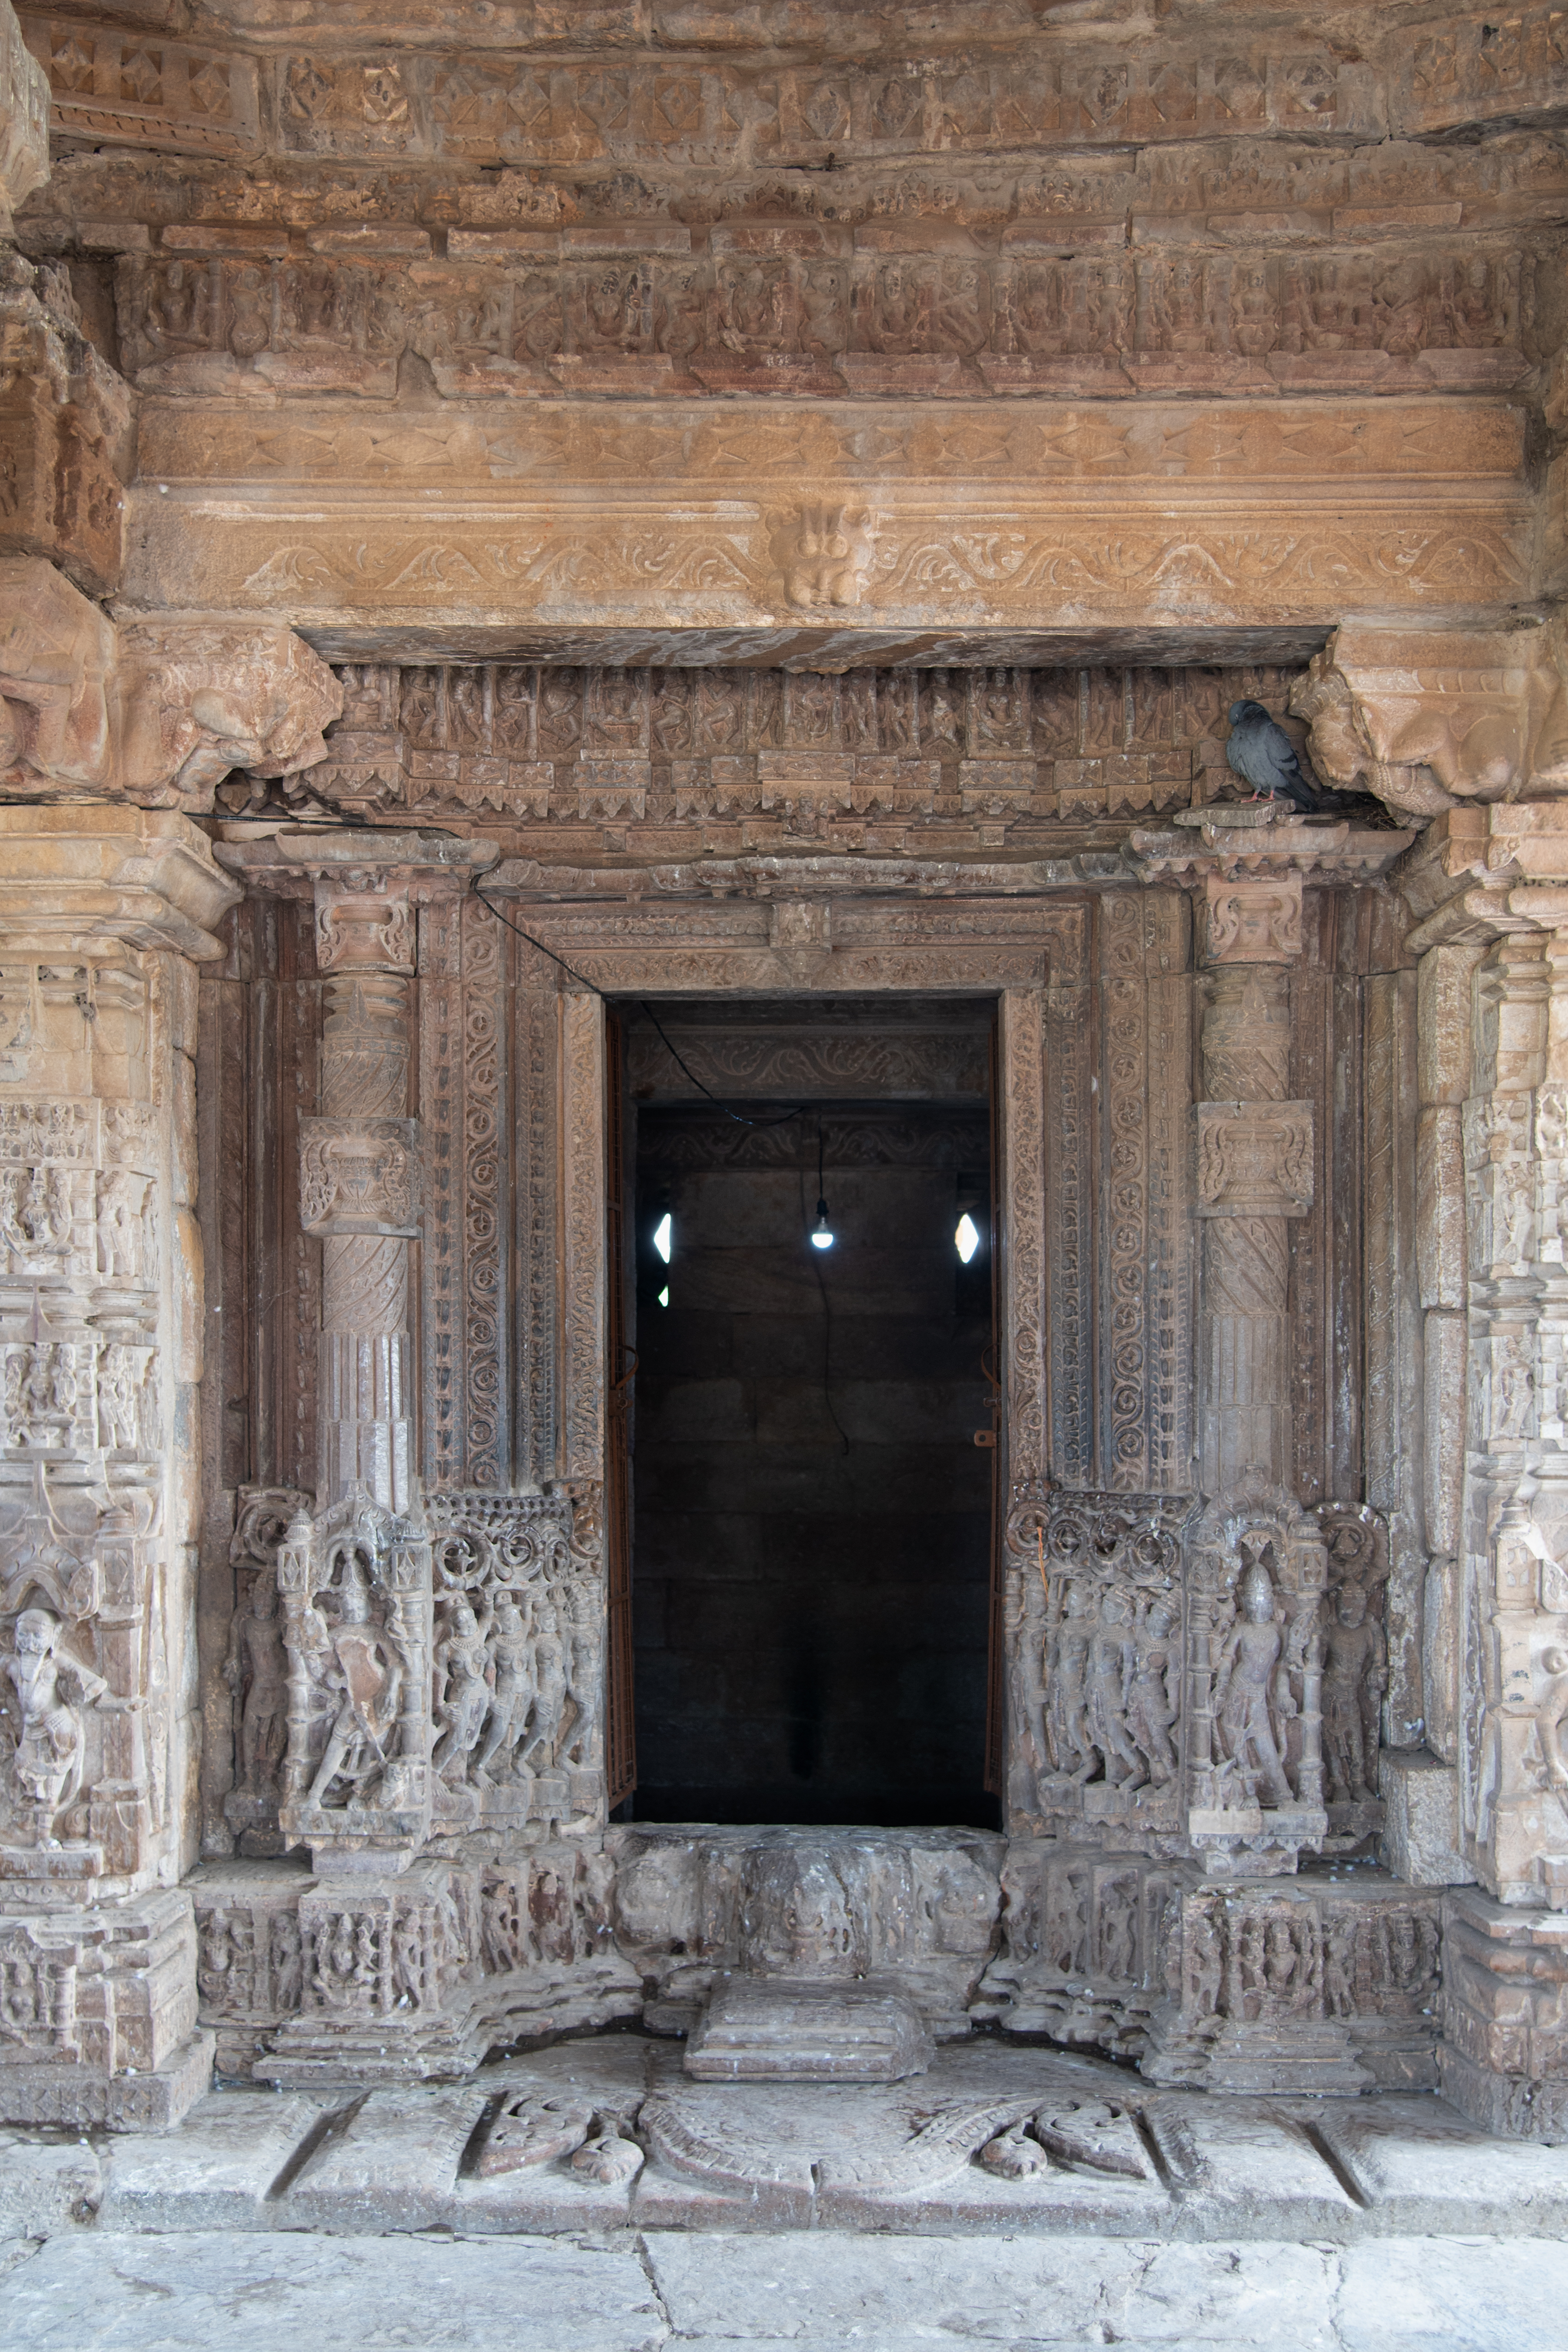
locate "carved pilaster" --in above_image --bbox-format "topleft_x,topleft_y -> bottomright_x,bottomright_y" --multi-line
0,806 -> 238,2126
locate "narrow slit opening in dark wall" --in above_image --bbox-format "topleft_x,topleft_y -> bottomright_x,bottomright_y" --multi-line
617,996 -> 998,1830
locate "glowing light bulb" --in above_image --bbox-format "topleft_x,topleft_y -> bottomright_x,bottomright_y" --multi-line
652,1212 -> 672,1263
955,1212 -> 980,1264
811,1198 -> 835,1250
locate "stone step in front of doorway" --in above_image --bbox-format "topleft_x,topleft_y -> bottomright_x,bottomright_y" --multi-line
9,2033 -> 1568,2244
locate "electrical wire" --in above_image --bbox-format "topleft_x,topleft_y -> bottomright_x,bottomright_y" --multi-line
803,1122 -> 850,1457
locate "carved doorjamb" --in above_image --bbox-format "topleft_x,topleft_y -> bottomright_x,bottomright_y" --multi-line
526,893 -> 1078,1828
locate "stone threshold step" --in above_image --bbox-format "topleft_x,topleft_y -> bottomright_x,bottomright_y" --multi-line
8,2035 -> 1568,2242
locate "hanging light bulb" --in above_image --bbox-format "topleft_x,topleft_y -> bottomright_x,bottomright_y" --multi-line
955,1212 -> 980,1264
810,1117 -> 834,1249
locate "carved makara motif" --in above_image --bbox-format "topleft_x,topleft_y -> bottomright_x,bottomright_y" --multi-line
299,1116 -> 420,1236
1196,1102 -> 1315,1217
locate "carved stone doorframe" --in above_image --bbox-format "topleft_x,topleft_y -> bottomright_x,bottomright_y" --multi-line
505,889 -> 1089,1826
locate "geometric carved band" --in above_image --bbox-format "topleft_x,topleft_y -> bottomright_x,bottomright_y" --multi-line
1195,1100 -> 1315,1218
299,1116 -> 421,1236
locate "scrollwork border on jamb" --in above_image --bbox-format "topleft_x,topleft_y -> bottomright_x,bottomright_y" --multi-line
525,894 -> 1089,1823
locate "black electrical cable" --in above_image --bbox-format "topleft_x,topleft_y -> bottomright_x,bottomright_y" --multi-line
465,876 -> 809,1132
804,1120 -> 850,1457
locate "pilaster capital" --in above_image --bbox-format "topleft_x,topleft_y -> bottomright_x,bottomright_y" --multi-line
0,559 -> 343,811
1124,806 -> 1411,963
0,803 -> 241,959
1402,803 -> 1568,952
1291,618 -> 1568,820
214,827 -> 501,947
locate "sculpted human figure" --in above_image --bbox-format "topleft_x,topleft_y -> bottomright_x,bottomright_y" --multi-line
475,1594 -> 534,1781
3,1606 -> 112,1845
1083,1588 -> 1144,1788
1211,1554 -> 1296,1807
1321,1583 -> 1386,1803
97,1168 -> 150,1279
432,1593 -> 492,1781
1125,1595 -> 1180,1786
1044,1579 -> 1094,1776
562,1581 -> 602,1768
224,1572 -> 289,1795
305,1553 -> 403,1809
520,1597 -> 567,1774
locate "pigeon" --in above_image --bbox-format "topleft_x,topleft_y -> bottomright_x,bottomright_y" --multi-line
1224,698 -> 1326,814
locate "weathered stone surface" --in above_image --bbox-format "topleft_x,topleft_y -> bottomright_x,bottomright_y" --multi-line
1379,1750 -> 1473,1889
0,562 -> 341,810
0,2229 -> 670,2350
685,1978 -> 934,2083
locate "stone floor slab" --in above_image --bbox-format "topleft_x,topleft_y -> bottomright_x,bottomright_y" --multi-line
1307,2093 -> 1568,2233
98,2091 -> 326,2231
1334,2237 -> 1568,2352
0,2231 -> 669,2351
281,2085 -> 492,2232
1141,2094 -> 1360,2235
0,2130 -> 101,2239
643,2232 -> 1339,2344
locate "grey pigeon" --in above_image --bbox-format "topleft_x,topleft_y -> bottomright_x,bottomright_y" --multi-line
1225,698 -> 1325,813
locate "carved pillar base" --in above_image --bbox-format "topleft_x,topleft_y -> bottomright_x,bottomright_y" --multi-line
0,1890 -> 213,2127
195,1846 -> 640,2085
1439,1888 -> 1568,2140
1140,1876 -> 1442,2095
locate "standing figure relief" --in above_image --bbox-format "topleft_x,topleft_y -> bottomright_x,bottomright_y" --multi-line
1,1604 -> 123,1848
425,1492 -> 604,1814
1211,1550 -> 1297,1808
1011,1490 -> 1194,1818
305,1548 -> 405,1810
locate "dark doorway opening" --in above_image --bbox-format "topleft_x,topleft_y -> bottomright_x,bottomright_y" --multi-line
619,997 -> 998,1829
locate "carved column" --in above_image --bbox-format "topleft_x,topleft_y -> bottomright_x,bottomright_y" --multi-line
1394,800 -> 1568,2137
0,806 -> 238,2127
309,881 -> 419,1515
1195,875 -> 1311,1496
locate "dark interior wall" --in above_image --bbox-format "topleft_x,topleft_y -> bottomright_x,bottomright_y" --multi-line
629,1096 -> 994,1827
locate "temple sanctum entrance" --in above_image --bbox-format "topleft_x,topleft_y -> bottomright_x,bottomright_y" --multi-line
14,10 -> 1568,2309
618,997 -> 998,1829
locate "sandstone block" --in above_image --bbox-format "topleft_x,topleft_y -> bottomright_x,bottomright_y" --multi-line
1378,1749 -> 1474,1886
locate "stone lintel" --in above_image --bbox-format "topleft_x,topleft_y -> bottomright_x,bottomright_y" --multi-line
0,803 -> 241,959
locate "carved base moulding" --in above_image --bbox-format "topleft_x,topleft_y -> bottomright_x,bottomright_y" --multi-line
0,1890 -> 213,2127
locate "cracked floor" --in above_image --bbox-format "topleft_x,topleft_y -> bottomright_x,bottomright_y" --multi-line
4,2036 -> 1568,2347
